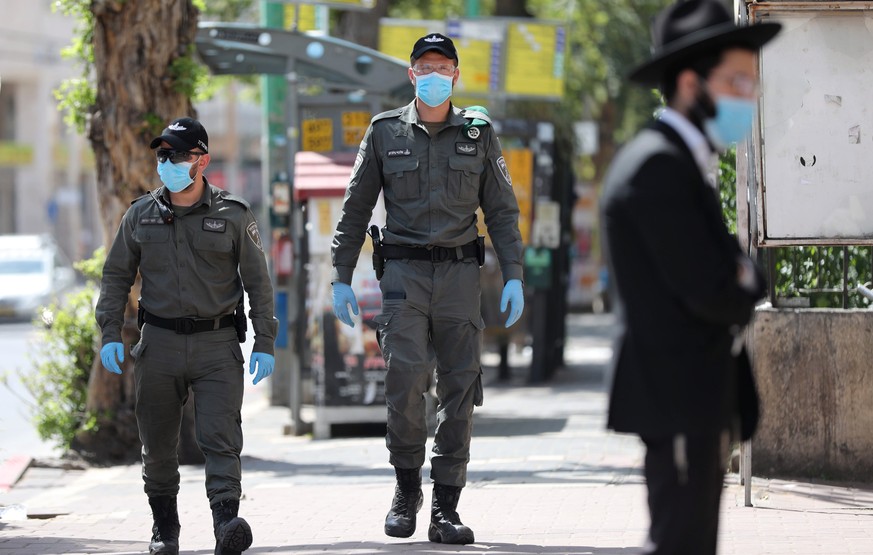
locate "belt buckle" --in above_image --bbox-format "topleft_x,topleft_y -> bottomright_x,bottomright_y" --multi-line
430,247 -> 449,262
175,318 -> 196,334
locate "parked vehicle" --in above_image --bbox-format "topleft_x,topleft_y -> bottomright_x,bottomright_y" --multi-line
0,234 -> 76,320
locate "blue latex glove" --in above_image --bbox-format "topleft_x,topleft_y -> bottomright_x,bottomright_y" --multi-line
100,342 -> 124,374
500,279 -> 524,328
332,282 -> 359,328
249,352 -> 275,385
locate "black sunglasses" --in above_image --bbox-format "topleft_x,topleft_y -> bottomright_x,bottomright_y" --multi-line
156,148 -> 203,164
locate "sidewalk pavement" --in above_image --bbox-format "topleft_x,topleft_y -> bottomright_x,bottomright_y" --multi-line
2,313 -> 873,554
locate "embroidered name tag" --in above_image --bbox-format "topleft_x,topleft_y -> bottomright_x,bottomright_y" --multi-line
456,142 -> 477,156
139,217 -> 164,225
203,218 -> 227,233
387,148 -> 411,157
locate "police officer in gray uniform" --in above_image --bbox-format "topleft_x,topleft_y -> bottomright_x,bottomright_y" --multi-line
331,34 -> 524,544
96,117 -> 277,555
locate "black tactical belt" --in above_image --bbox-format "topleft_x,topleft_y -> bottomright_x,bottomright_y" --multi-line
143,310 -> 235,335
381,240 -> 478,262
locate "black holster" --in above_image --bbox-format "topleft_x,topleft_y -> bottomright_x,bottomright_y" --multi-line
476,235 -> 485,267
233,297 -> 247,343
369,225 -> 384,280
137,298 -> 145,331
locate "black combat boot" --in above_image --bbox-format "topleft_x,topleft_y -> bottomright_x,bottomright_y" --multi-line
148,496 -> 180,555
384,466 -> 423,538
211,499 -> 253,555
428,483 -> 475,544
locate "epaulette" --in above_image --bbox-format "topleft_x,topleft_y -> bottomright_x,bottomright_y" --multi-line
218,188 -> 251,209
371,107 -> 404,123
131,191 -> 152,205
462,105 -> 492,128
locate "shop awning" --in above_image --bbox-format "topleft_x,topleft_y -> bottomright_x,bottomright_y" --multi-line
294,151 -> 356,201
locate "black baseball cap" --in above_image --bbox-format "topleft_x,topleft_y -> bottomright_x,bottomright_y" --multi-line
150,117 -> 209,153
410,33 -> 458,63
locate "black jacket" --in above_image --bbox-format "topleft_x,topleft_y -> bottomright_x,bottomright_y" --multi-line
600,120 -> 765,439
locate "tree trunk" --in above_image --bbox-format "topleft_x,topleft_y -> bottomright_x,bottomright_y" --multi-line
76,0 -> 198,463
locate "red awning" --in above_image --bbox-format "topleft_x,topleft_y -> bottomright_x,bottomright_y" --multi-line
293,151 -> 356,201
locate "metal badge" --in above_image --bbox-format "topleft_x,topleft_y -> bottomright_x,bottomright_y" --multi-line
466,127 -> 480,140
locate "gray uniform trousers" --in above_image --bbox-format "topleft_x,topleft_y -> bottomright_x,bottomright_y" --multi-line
374,257 -> 484,488
131,324 -> 245,504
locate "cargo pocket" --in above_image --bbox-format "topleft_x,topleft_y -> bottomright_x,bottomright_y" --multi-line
372,310 -> 395,356
228,341 -> 244,364
130,341 -> 147,360
449,156 -> 484,204
194,233 -> 234,270
469,310 -> 485,406
382,156 -> 421,200
133,226 -> 170,272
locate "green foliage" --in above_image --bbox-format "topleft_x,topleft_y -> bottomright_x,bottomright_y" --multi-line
20,248 -> 105,450
169,45 -> 211,99
54,78 -> 96,133
772,246 -> 872,309
718,147 -> 737,236
719,150 -> 871,309
53,0 -> 96,132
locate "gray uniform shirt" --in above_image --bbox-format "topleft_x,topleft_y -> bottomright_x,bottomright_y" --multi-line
331,101 -> 523,285
96,180 -> 277,355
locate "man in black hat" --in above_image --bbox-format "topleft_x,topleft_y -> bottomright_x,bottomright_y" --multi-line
599,1 -> 780,553
330,32 -> 524,544
96,116 -> 277,555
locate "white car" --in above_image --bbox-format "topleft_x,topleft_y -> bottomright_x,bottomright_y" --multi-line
0,234 -> 76,320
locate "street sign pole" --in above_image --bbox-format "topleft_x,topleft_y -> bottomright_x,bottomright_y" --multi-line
260,1 -> 293,408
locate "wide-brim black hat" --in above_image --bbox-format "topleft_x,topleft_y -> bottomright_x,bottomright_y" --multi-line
629,0 -> 781,86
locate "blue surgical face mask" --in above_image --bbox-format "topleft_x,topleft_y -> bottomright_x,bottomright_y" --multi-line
415,72 -> 453,107
157,159 -> 195,193
703,96 -> 757,151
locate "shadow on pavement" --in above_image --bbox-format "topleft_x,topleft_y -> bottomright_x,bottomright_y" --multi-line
473,415 -> 567,436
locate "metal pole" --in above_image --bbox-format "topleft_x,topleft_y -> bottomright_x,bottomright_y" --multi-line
285,64 -> 306,434
260,1 -> 292,407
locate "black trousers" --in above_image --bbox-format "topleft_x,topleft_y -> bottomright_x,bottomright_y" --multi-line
641,432 -> 726,555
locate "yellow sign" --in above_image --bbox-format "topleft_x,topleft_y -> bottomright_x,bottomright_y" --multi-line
301,118 -> 333,152
284,5 -> 319,31
379,22 -> 435,63
341,111 -> 371,147
505,22 -> 565,97
0,142 -> 34,167
503,148 -> 534,245
454,38 -> 496,95
279,0 -> 374,10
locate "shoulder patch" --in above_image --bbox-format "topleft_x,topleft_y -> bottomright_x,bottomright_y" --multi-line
246,221 -> 263,251
496,156 -> 512,187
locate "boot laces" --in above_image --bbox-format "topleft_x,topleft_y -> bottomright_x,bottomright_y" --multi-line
392,485 -> 415,513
